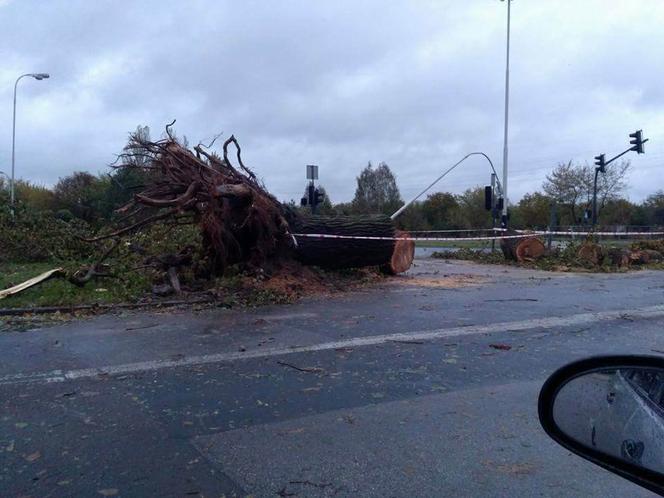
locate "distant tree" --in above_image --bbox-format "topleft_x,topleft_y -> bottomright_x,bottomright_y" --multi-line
122,125 -> 152,168
643,190 -> 664,225
599,198 -> 636,226
53,172 -> 112,223
595,160 -> 631,217
333,201 -> 354,215
542,160 -> 630,224
351,162 -> 403,215
451,187 -> 492,229
395,201 -> 428,231
510,192 -> 552,229
14,180 -> 56,212
421,192 -> 459,229
542,161 -> 588,223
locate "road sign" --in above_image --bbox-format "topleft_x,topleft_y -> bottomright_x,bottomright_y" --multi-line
306,164 -> 318,180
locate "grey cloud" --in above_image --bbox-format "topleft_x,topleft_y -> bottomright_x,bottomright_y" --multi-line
0,0 -> 662,206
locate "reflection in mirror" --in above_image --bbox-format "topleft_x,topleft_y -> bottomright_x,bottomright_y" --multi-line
554,367 -> 664,475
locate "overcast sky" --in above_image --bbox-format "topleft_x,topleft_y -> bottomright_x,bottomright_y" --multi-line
1,0 -> 663,206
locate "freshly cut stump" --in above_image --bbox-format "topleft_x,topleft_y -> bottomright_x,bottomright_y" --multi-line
501,233 -> 545,262
515,237 -> 546,262
608,247 -> 631,267
289,215 -> 414,274
577,242 -> 604,266
382,230 -> 415,275
630,249 -> 663,264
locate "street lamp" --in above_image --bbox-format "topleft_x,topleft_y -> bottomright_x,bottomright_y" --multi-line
390,152 -> 502,220
11,72 -> 50,217
500,0 -> 511,228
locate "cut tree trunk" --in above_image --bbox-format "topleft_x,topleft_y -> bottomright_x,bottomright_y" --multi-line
629,249 -> 663,265
607,247 -> 631,268
577,242 -> 604,266
288,214 -> 414,274
500,234 -> 545,262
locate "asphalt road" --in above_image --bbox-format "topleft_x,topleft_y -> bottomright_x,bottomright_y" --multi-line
2,258 -> 664,497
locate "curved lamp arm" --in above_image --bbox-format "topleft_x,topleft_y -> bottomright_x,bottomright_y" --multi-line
390,152 -> 502,220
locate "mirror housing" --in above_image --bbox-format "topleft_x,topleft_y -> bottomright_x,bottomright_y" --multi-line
539,355 -> 664,496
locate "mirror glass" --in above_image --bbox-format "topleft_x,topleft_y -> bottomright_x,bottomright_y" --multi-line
553,367 -> 664,475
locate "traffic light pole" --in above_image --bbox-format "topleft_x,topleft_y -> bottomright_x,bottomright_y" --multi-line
591,135 -> 648,226
591,167 -> 601,226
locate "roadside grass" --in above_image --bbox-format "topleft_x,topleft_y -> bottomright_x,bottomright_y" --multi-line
0,259 -> 386,313
0,261 -> 151,309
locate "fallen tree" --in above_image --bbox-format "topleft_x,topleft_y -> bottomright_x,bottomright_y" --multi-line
81,124 -> 413,287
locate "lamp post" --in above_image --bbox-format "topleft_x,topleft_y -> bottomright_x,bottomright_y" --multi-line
500,0 -> 511,228
390,152 -> 501,220
11,73 -> 50,217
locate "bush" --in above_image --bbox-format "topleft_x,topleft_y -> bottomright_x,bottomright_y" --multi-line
0,208 -> 94,263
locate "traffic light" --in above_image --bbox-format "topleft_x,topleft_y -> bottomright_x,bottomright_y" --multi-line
594,154 -> 606,173
629,130 -> 645,154
307,184 -> 315,206
484,186 -> 493,211
300,196 -> 308,207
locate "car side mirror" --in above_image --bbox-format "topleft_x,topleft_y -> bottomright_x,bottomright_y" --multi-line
539,355 -> 664,496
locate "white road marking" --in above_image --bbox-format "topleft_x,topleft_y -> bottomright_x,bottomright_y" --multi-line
2,304 -> 664,386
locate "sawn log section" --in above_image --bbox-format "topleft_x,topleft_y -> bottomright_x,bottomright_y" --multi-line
289,214 -> 414,274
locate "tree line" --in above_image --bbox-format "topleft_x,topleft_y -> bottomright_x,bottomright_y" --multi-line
2,125 -> 663,230
294,159 -> 664,230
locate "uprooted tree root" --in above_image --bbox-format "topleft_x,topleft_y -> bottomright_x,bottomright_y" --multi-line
87,122 -> 293,279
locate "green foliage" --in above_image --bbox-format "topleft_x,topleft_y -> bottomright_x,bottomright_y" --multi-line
0,261 -> 151,309
53,171 -> 114,224
0,207 -> 93,264
510,192 -> 552,229
643,191 -> 664,225
421,192 -> 460,229
351,162 -> 403,215
451,187 -> 492,229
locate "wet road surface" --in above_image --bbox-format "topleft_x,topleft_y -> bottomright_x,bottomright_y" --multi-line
1,258 -> 664,497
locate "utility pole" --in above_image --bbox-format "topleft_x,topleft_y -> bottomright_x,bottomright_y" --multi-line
500,0 -> 511,228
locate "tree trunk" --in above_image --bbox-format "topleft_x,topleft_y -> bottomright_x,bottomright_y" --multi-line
289,214 -> 414,274
500,233 -> 546,262
577,242 -> 604,266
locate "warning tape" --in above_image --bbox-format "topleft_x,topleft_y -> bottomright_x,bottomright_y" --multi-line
514,229 -> 664,237
407,228 -> 506,234
291,233 -> 532,242
291,230 -> 664,243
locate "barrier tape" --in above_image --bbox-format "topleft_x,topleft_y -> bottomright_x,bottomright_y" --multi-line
514,229 -> 664,237
407,228 -> 506,233
291,233 -> 532,242
291,229 -> 664,243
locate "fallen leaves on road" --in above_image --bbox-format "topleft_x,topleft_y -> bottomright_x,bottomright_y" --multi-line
24,451 -> 41,462
484,460 -> 537,476
98,489 -> 119,496
489,343 -> 512,351
277,360 -> 325,374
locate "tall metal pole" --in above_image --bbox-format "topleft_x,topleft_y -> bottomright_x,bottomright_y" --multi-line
10,73 -> 49,218
10,75 -> 27,217
501,0 -> 511,228
591,168 -> 600,227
